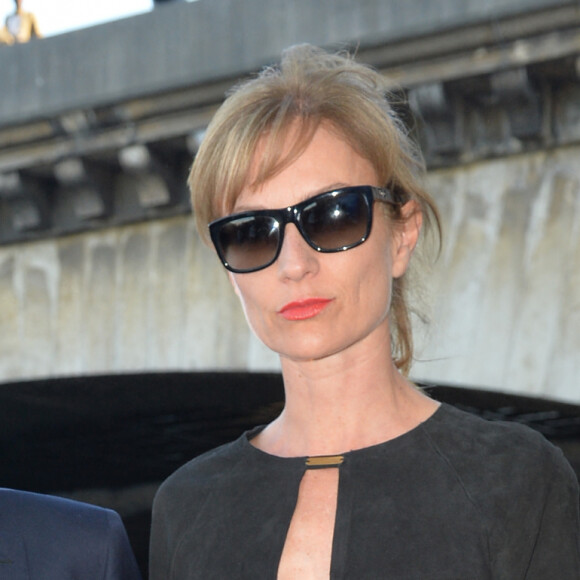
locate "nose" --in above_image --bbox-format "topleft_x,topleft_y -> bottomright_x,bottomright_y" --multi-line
276,223 -> 319,281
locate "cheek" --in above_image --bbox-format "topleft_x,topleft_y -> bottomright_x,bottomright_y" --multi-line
364,260 -> 394,314
230,277 -> 256,313
228,272 -> 241,298
340,241 -> 393,310
229,275 -> 271,333
357,235 -> 395,310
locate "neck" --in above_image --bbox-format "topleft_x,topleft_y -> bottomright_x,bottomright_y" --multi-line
253,331 -> 438,457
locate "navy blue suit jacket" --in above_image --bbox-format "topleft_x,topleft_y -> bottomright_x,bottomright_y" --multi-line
0,488 -> 142,580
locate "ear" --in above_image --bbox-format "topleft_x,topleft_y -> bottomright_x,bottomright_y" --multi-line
391,201 -> 422,279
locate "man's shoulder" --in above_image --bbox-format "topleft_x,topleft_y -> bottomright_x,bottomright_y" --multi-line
0,489 -> 142,579
0,488 -> 117,528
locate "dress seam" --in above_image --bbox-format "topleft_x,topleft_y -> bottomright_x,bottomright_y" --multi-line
420,424 -> 494,569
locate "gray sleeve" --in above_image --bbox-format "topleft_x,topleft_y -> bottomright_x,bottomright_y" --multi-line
149,485 -> 173,580
521,451 -> 580,579
489,442 -> 580,579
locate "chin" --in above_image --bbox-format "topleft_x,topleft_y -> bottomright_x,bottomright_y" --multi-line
270,336 -> 350,363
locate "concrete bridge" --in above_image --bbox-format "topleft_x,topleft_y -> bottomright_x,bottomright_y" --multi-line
1,0 -> 579,403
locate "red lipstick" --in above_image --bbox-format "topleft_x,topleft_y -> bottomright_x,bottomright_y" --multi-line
278,298 -> 333,321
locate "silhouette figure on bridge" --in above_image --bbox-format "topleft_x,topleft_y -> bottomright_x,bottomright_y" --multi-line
0,0 -> 42,45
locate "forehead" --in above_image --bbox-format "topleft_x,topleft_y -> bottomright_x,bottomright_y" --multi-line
216,119 -> 314,215
233,123 -> 378,211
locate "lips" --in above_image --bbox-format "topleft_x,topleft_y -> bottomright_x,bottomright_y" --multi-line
278,298 -> 333,321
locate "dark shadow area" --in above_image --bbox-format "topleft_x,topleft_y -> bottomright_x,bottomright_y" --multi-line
0,372 -> 578,576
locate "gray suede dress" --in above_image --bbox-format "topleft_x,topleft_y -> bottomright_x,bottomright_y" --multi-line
150,403 -> 580,579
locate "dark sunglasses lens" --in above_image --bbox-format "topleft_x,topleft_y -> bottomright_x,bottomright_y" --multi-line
216,216 -> 280,272
301,192 -> 370,250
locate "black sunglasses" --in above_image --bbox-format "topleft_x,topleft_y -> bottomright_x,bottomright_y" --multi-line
208,185 -> 407,274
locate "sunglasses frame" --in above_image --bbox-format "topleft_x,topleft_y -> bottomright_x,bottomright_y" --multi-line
209,185 -> 407,274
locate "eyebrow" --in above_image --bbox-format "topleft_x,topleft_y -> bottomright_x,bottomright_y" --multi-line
233,182 -> 352,213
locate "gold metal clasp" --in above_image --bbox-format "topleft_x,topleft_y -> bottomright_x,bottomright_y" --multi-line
305,455 -> 344,468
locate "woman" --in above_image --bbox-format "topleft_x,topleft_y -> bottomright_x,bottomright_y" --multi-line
150,44 -> 580,579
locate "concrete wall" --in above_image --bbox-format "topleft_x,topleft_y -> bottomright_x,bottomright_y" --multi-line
0,216 -> 279,378
1,144 -> 578,403
0,0 -> 576,126
416,145 -> 580,403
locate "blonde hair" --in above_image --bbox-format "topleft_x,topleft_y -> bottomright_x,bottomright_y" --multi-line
189,43 -> 441,374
